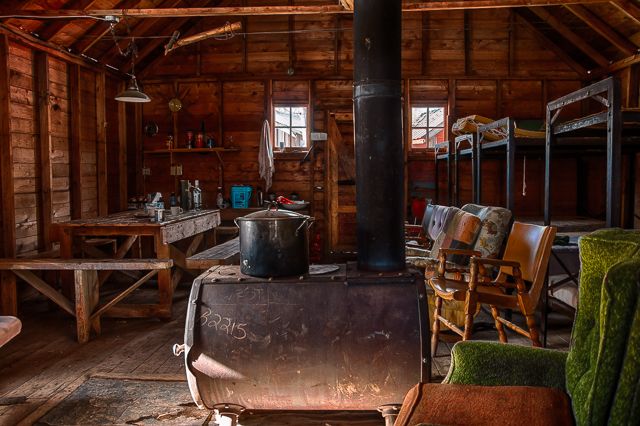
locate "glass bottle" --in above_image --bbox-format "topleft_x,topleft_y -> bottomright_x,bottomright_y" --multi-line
193,180 -> 202,211
216,187 -> 224,209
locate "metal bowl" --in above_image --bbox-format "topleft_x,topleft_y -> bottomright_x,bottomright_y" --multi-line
279,201 -> 309,211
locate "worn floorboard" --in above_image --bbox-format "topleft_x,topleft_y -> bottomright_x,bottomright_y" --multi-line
0,284 -> 573,425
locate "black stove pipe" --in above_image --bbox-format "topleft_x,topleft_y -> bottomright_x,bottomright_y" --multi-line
353,0 -> 404,271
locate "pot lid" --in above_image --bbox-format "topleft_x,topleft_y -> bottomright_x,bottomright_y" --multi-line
237,207 -> 307,221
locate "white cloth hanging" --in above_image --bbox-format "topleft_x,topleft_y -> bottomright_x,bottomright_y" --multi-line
258,119 -> 274,191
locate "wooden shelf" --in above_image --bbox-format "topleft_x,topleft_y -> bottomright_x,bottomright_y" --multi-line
143,147 -> 239,155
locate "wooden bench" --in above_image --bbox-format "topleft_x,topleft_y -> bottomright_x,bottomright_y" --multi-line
0,316 -> 21,347
186,237 -> 240,270
0,258 -> 173,343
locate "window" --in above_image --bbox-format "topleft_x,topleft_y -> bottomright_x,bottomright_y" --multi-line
274,105 -> 308,150
411,105 -> 446,149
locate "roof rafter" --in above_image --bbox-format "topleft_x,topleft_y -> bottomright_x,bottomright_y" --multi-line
71,0 -> 144,55
98,0 -> 188,65
529,6 -> 610,68
565,4 -> 638,55
108,0 -> 223,73
514,10 -> 588,77
611,0 -> 640,25
37,0 -> 104,42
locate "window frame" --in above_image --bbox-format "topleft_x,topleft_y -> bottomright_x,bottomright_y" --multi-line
272,103 -> 310,153
409,103 -> 448,151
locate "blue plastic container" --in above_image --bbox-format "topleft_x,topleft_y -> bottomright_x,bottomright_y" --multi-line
231,185 -> 252,208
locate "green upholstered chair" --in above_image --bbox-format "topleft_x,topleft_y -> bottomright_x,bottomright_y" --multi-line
433,228 -> 640,425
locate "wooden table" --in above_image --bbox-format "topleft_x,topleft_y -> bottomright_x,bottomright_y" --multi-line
50,209 -> 220,319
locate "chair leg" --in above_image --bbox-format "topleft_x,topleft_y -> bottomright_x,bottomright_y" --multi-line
431,296 -> 442,357
525,313 -> 542,347
462,294 -> 477,341
490,305 -> 508,343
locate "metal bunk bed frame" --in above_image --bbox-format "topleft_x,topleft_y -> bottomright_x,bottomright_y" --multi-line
433,139 -> 453,205
475,117 -> 519,212
453,133 -> 476,207
544,76 -> 640,228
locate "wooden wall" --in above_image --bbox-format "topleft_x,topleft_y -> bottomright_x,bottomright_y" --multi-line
136,8 -> 640,253
0,35 -> 126,261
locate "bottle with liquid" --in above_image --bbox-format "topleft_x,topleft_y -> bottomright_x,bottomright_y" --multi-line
216,187 -> 224,209
157,196 -> 165,210
169,192 -> 177,207
193,180 -> 202,211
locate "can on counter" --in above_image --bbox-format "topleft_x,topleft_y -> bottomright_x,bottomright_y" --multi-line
154,208 -> 165,222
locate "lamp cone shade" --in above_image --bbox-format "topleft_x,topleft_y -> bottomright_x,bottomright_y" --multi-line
115,76 -> 151,103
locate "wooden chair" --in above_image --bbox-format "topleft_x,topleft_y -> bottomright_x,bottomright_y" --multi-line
429,221 -> 556,356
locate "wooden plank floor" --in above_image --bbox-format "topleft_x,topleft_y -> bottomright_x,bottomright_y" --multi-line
0,286 -> 573,425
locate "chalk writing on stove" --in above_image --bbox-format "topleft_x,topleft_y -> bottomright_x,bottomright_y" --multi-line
200,308 -> 247,340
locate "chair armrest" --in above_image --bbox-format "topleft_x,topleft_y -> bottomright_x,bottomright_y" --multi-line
444,341 -> 567,391
405,224 -> 423,232
406,247 -> 430,257
439,248 -> 482,257
472,257 -> 520,269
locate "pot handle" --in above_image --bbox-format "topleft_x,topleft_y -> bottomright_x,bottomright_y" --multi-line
295,216 -> 315,236
233,218 -> 239,228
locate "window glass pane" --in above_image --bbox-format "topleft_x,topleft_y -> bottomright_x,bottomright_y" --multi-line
429,107 -> 445,127
411,128 -> 428,148
274,107 -> 291,127
291,107 -> 307,127
273,105 -> 308,149
427,127 -> 446,146
412,107 -> 429,128
276,128 -> 289,149
291,127 -> 307,147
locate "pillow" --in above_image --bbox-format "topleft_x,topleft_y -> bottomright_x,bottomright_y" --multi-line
430,210 -> 482,265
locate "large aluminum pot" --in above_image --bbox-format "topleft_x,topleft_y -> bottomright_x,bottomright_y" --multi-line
235,206 -> 313,277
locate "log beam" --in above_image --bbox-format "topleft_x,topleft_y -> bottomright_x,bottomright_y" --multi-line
565,4 -> 638,56
0,0 -> 610,19
529,7 -> 610,68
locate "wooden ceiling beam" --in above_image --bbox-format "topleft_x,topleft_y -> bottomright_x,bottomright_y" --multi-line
0,0 -> 610,19
37,0 -> 104,42
514,11 -> 588,77
0,23 -> 125,77
529,7 -> 610,68
565,4 -> 638,55
611,0 -> 640,25
111,0 -> 222,73
98,0 -> 187,65
71,0 -> 144,55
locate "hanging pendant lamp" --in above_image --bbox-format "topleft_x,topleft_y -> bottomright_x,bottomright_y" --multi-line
115,38 -> 151,103
115,75 -> 150,103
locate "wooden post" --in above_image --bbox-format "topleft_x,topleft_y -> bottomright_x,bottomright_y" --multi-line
96,72 -> 108,216
118,83 -> 128,211
134,104 -> 144,197
35,51 -> 54,251
69,64 -> 82,219
0,34 -> 17,315
508,10 -> 516,77
463,10 -> 471,76
421,12 -> 429,75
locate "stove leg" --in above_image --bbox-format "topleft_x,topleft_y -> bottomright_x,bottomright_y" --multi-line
378,403 -> 402,426
212,403 -> 245,426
